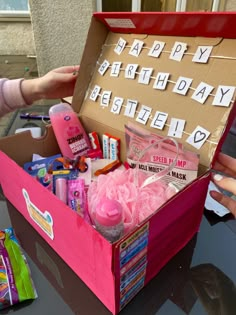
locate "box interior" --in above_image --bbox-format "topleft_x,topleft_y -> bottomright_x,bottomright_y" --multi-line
0,13 -> 236,179
0,13 -> 235,315
72,14 -> 236,176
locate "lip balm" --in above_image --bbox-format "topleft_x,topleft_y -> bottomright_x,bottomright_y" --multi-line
55,178 -> 68,204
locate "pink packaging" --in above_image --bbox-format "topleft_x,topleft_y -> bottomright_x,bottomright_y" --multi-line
67,177 -> 92,224
0,11 -> 235,315
67,178 -> 86,215
49,103 -> 91,159
55,177 -> 68,204
125,122 -> 200,189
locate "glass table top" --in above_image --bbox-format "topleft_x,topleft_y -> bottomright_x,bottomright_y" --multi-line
1,199 -> 236,315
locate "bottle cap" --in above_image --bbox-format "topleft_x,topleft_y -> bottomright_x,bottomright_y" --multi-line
95,199 -> 123,227
49,103 -> 72,115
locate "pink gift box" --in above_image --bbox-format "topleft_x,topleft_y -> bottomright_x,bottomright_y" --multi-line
0,11 -> 236,314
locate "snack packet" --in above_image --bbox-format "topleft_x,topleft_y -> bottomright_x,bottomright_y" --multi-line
0,228 -> 37,310
23,153 -> 63,192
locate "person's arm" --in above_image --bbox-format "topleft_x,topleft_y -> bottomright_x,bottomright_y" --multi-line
0,78 -> 28,117
0,65 -> 79,118
21,65 -> 80,104
210,152 -> 236,217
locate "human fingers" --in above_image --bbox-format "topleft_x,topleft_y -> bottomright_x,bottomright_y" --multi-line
52,65 -> 80,74
213,152 -> 236,177
209,190 -> 236,217
212,173 -> 236,195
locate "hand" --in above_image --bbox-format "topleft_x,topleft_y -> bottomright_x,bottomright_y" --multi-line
210,152 -> 236,217
21,65 -> 80,104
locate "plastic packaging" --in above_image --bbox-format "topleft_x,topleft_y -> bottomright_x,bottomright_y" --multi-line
23,153 -> 62,192
55,177 -> 68,204
0,228 -> 37,310
94,198 -> 124,242
49,103 -> 91,159
125,122 -> 200,188
67,178 -> 86,216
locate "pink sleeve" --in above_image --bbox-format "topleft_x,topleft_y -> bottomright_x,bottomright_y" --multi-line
0,78 -> 31,118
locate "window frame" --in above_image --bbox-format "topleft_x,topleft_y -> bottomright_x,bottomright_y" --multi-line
96,0 -> 226,12
0,0 -> 30,22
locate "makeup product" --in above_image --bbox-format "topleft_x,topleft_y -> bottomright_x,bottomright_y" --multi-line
55,177 -> 68,204
49,103 -> 91,159
67,178 -> 86,217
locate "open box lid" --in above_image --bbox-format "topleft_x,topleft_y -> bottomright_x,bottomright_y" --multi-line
72,12 -> 236,169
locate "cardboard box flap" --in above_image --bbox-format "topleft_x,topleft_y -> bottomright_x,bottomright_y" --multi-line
72,17 -> 108,114
0,127 -> 60,166
73,12 -> 236,168
92,12 -> 236,38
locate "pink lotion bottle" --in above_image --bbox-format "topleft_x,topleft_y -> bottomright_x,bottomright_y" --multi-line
49,103 -> 91,159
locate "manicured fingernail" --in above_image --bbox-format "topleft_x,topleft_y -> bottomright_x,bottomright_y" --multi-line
73,70 -> 79,75
214,174 -> 223,181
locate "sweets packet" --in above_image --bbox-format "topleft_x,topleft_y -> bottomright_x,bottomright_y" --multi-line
125,122 -> 200,189
23,153 -> 63,191
0,228 -> 37,310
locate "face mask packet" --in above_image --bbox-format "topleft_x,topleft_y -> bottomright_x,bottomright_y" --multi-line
0,228 -> 37,310
125,122 -> 200,189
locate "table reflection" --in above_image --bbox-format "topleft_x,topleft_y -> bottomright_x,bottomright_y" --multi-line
5,200 -> 236,315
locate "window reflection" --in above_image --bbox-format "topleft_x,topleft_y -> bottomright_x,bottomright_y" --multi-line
101,0 -> 226,12
141,0 -> 177,12
102,0 -> 132,12
186,0 -> 213,11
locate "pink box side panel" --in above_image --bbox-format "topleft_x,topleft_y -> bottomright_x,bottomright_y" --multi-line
112,174 -> 210,312
146,174 -> 210,283
0,151 -> 116,313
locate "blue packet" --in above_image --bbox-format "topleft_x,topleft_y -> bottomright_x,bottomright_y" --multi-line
23,154 -> 63,191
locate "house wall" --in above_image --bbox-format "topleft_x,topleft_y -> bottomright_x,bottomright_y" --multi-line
0,21 -> 35,55
29,0 -> 97,76
0,0 -> 235,75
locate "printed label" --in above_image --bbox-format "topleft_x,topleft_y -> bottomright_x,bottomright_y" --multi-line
67,134 -> 89,156
127,158 -> 198,188
119,223 -> 149,311
22,189 -> 54,240
104,18 -> 136,29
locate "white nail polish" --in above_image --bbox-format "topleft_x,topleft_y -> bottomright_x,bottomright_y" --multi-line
214,174 -> 223,181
